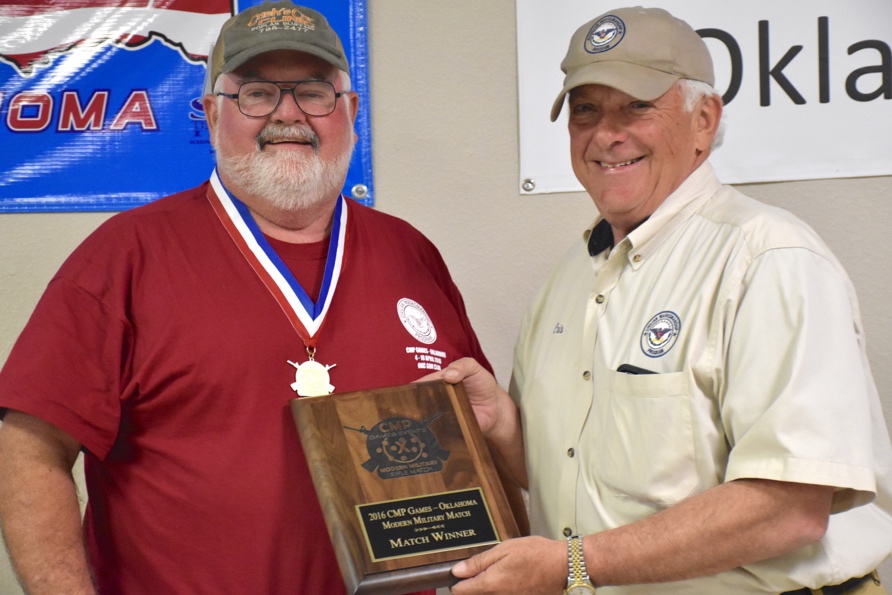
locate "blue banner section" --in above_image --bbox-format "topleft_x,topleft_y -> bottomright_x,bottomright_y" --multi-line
0,0 -> 373,212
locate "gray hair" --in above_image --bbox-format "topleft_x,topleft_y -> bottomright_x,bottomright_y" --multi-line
336,69 -> 352,93
678,79 -> 724,150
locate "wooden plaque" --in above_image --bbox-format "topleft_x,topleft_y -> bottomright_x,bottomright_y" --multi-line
290,380 -> 521,595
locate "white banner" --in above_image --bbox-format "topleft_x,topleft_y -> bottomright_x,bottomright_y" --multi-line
517,1 -> 892,194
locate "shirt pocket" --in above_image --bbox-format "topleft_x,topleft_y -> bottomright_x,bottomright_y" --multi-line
595,369 -> 699,509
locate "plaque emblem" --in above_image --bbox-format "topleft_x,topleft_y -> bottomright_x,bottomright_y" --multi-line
346,414 -> 451,479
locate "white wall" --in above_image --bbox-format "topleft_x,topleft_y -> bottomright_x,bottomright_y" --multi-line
1,1 -> 890,591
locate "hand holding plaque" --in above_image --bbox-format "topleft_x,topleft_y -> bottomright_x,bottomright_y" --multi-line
291,380 -> 522,595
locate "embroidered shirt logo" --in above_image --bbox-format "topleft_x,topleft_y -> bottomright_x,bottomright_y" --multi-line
397,298 -> 437,345
585,15 -> 626,54
641,311 -> 681,357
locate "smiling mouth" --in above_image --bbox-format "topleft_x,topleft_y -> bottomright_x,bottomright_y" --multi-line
260,138 -> 316,149
597,156 -> 644,169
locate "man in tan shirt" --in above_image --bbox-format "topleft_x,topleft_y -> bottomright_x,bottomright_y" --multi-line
427,6 -> 892,594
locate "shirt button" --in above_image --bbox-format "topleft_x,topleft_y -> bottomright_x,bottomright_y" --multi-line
633,254 -> 642,263
563,527 -> 573,537
567,448 -> 575,458
595,294 -> 605,304
582,371 -> 591,381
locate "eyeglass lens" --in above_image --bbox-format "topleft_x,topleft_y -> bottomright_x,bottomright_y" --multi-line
237,81 -> 337,117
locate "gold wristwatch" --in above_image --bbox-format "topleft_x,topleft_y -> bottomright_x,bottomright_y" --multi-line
564,535 -> 596,594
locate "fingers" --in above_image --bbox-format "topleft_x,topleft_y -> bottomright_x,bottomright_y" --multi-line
414,357 -> 484,385
451,548 -> 493,579
442,357 -> 486,384
449,537 -> 567,594
450,546 -> 506,594
414,369 -> 446,383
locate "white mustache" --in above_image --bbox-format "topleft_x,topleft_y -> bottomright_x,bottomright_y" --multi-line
257,123 -> 319,150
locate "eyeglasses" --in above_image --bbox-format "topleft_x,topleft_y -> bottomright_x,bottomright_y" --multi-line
216,80 -> 345,118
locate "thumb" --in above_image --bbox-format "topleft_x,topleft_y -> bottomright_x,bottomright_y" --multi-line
452,548 -> 497,579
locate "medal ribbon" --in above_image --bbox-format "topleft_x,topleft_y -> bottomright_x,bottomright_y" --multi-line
206,169 -> 347,348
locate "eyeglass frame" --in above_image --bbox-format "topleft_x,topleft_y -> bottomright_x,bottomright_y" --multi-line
215,79 -> 347,118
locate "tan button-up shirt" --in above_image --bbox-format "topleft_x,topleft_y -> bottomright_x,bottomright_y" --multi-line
511,162 -> 892,593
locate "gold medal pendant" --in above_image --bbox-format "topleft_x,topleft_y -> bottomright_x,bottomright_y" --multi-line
288,346 -> 336,397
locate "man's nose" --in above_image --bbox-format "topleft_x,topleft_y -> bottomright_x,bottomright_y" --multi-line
593,112 -> 629,147
272,88 -> 308,122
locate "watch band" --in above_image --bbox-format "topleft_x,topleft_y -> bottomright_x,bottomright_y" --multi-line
565,535 -> 596,594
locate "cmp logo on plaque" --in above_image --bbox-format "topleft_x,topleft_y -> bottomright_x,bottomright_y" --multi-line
346,414 -> 451,479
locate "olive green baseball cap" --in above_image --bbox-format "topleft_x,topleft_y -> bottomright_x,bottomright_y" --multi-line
551,6 -> 714,121
209,1 -> 349,87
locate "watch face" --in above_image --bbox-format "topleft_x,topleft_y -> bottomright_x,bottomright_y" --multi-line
566,585 -> 596,595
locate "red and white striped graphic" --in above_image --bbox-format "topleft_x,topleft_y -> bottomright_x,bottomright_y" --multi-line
0,1 -> 233,75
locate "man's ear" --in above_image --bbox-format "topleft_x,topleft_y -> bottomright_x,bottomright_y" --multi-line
694,93 -> 723,153
348,91 -> 359,124
203,94 -> 219,146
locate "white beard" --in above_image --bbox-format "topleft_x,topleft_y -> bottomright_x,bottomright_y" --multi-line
215,122 -> 354,211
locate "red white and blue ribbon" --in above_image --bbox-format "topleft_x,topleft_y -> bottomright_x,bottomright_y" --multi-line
206,169 -> 347,348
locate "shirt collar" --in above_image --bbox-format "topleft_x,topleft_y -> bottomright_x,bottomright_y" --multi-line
587,218 -> 613,256
583,161 -> 722,264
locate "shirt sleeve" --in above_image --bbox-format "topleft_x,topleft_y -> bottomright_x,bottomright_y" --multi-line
721,247 -> 879,512
0,275 -> 132,459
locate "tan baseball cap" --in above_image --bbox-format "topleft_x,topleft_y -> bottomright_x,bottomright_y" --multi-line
550,6 -> 714,121
209,1 -> 349,88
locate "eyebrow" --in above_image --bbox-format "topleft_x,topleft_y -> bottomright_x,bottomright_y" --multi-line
234,68 -> 333,83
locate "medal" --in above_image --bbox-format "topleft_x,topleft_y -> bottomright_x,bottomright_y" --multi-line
288,346 -> 336,397
207,170 -> 346,396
